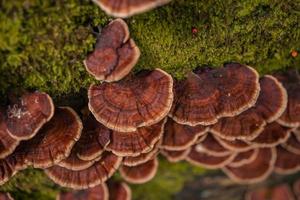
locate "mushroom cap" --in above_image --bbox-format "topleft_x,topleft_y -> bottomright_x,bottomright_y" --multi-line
160,148 -> 191,163
211,75 -> 286,141
282,132 -> 300,155
214,137 -> 252,152
92,0 -> 171,18
186,144 -> 236,169
24,107 -> 82,168
76,115 -> 110,161
105,119 -> 165,157
274,71 -> 300,127
0,193 -> 14,200
197,134 -> 232,157
57,184 -> 109,200
245,184 -> 294,200
250,122 -> 291,148
223,148 -> 276,184
274,145 -> 300,175
0,111 -> 19,159
170,63 -> 260,126
88,69 -> 173,132
119,158 -> 158,184
107,181 -> 131,200
6,91 -> 54,140
293,179 -> 300,198
161,117 -> 207,151
228,149 -> 258,168
123,139 -> 161,167
45,152 -> 122,189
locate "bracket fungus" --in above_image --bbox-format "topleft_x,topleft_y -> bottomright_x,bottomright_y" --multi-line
23,107 -> 82,168
223,148 -> 276,184
45,152 -> 122,189
88,69 -> 173,132
186,143 -> 235,169
84,19 -> 140,82
0,111 -> 19,159
282,132 -> 300,155
6,91 -> 54,140
274,146 -> 300,175
92,0 -> 171,18
170,63 -> 260,126
197,134 -> 232,157
250,122 -> 291,148
120,158 -> 158,184
214,137 -> 252,152
161,117 -> 207,151
160,148 -> 191,163
228,149 -> 259,168
108,181 -> 131,200
211,75 -> 287,141
245,184 -> 295,200
57,184 -> 109,200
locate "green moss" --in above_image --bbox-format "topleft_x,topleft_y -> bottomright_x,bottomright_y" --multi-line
0,0 -> 300,199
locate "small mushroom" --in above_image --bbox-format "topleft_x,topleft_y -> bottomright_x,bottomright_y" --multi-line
0,193 -> 14,200
214,137 -> 252,152
161,117 -> 207,151
0,111 -> 19,159
6,91 -> 54,140
45,152 -> 122,189
160,148 -> 191,163
282,132 -> 300,155
119,158 -> 158,184
274,146 -> 300,175
293,179 -> 300,198
245,184 -> 295,200
170,63 -> 260,126
23,107 -> 82,168
88,69 -> 173,132
76,115 -> 110,161
250,122 -> 291,148
197,134 -> 232,157
123,139 -> 161,167
186,144 -> 236,169
57,184 -> 109,200
223,148 -> 276,184
211,75 -> 286,141
107,181 -> 131,200
228,149 -> 258,168
84,19 -> 140,82
92,0 -> 171,18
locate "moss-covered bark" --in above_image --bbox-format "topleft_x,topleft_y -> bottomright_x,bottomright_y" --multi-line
0,0 -> 300,199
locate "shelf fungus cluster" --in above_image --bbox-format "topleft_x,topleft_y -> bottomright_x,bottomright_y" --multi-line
92,0 -> 171,18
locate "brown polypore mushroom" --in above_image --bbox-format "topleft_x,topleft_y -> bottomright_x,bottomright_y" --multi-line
250,122 -> 291,148
282,132 -> 300,155
84,19 -> 140,82
245,184 -> 295,200
57,184 -> 109,200
293,179 -> 300,198
197,134 -> 232,157
88,69 -> 173,132
123,139 -> 161,167
160,148 -> 191,163
105,119 -> 165,156
214,137 -> 252,152
45,152 -> 122,189
119,158 -> 158,184
186,144 -> 235,169
0,193 -> 14,200
274,70 -> 300,127
22,107 -> 82,168
223,148 -> 276,184
0,111 -> 19,159
228,149 -> 258,168
161,117 -> 207,151
170,63 -> 260,126
211,75 -> 286,141
76,115 -> 110,161
274,146 -> 300,175
92,0 -> 171,18
6,91 -> 54,140
108,181 -> 131,200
